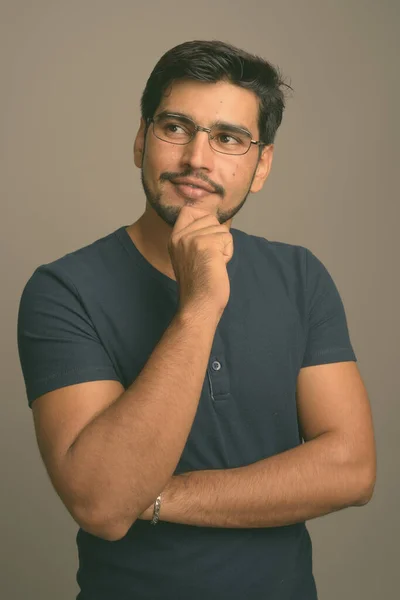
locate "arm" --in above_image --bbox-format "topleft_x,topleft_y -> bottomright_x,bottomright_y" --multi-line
35,306 -> 220,541
140,361 -> 377,528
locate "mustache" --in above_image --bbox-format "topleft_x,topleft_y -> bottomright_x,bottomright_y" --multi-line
160,171 -> 224,197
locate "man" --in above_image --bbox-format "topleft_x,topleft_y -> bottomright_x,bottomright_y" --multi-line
17,40 -> 376,600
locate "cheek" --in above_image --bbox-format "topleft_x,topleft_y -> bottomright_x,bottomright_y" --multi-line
230,162 -> 240,179
229,163 -> 252,186
229,157 -> 252,181
145,143 -> 180,176
143,149 -> 163,179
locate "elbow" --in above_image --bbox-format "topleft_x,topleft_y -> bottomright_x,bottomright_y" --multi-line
354,465 -> 377,506
51,463 -> 139,541
73,505 -> 135,542
98,527 -> 131,542
85,522 -> 131,542
355,481 -> 376,506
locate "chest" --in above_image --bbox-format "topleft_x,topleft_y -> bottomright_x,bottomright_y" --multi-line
94,273 -> 306,471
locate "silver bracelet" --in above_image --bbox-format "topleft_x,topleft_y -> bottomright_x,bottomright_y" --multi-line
150,494 -> 162,525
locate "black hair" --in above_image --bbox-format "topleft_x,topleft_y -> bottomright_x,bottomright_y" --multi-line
140,39 -> 293,146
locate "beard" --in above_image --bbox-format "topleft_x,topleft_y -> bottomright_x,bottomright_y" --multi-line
140,166 -> 254,229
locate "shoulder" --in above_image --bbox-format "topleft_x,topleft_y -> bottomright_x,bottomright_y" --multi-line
233,227 -> 337,282
20,226 -> 125,298
232,226 -> 320,283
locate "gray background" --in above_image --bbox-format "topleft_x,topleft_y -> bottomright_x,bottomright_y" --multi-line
1,1 -> 398,598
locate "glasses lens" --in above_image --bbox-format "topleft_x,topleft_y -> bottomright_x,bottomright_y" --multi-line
154,115 -> 194,145
153,115 -> 252,155
209,127 -> 251,155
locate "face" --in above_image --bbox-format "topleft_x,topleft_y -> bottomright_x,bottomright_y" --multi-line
133,79 -> 274,229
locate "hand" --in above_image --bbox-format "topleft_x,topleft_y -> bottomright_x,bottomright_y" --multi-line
168,205 -> 234,316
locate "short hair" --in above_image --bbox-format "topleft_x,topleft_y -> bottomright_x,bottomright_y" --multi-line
140,39 -> 293,146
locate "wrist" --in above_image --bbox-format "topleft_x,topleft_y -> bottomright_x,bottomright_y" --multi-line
176,305 -> 222,329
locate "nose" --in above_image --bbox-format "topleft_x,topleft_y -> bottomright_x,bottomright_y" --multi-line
180,129 -> 215,172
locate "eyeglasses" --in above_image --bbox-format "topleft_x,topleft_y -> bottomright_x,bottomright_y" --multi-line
147,112 -> 267,156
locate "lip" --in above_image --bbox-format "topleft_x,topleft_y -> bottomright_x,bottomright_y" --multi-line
170,178 -> 215,193
170,178 -> 216,200
172,182 -> 213,200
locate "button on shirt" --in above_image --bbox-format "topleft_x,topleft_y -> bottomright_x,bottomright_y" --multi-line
17,225 -> 357,600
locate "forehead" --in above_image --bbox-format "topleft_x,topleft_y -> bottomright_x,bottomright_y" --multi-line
157,79 -> 260,134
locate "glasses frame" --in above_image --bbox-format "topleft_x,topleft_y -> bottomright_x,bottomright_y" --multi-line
147,113 -> 268,156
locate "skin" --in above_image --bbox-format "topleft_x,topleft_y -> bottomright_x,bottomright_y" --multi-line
126,79 -> 274,281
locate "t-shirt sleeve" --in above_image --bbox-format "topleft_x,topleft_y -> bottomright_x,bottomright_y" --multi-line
17,264 -> 122,408
301,248 -> 357,368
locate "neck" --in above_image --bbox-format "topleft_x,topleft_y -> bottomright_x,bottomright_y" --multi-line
127,208 -> 177,281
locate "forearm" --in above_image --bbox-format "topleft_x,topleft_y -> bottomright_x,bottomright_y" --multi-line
65,307 -> 220,539
155,432 -> 371,528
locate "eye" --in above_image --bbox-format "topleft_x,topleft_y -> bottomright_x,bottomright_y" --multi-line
166,123 -> 186,134
216,133 -> 243,145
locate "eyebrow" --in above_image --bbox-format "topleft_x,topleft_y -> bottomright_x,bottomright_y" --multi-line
155,110 -> 253,137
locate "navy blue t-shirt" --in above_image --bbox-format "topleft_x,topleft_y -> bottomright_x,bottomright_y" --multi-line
17,225 -> 357,600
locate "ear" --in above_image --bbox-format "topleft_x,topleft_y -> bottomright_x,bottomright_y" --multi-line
250,144 -> 274,193
133,117 -> 148,168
